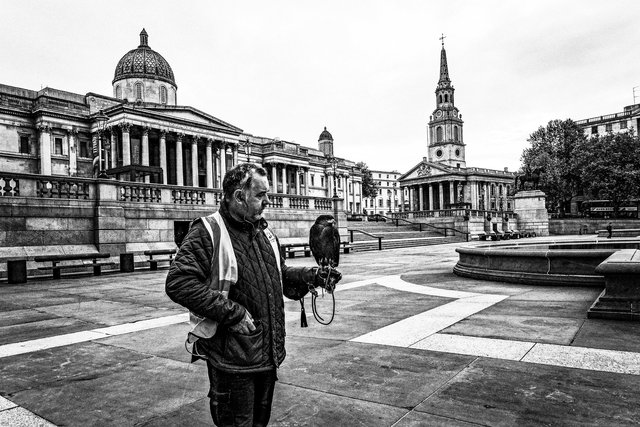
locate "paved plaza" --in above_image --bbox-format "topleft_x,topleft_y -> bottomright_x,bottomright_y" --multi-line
2,237 -> 640,426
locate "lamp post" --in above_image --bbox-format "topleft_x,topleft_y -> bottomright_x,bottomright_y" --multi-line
242,137 -> 252,162
95,110 -> 109,179
328,156 -> 339,198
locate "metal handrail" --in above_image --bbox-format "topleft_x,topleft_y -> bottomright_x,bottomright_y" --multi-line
378,214 -> 470,242
349,229 -> 384,250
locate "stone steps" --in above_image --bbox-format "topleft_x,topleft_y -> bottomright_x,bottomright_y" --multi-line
350,236 -> 464,252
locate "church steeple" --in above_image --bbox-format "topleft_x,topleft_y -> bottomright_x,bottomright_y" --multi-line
427,35 -> 466,168
437,34 -> 451,89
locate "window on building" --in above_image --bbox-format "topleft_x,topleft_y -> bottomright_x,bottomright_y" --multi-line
436,126 -> 443,142
79,138 -> 88,157
444,94 -> 449,102
438,95 -> 442,103
160,86 -> 167,104
378,199 -> 383,207
605,123 -> 613,132
115,85 -> 121,99
386,174 -> 389,179
135,82 -> 143,100
19,135 -> 30,154
378,174 -> 381,178
321,176 -> 324,187
454,126 -> 459,141
311,175 -> 315,186
54,137 -> 63,155
591,126 -> 598,134
620,121 -> 627,129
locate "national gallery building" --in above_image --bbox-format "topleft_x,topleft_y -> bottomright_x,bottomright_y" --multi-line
0,29 -> 363,211
0,29 -> 362,263
398,43 -> 515,217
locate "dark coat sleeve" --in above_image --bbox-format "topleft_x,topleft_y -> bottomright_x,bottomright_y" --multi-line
165,219 -> 245,327
278,238 -> 315,300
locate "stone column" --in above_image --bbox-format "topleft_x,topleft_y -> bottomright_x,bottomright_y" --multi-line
399,187 -> 405,212
176,133 -> 184,186
206,139 -> 213,188
159,130 -> 167,184
295,167 -> 301,195
359,183 -> 363,213
68,128 -> 78,176
212,144 -> 219,188
219,143 -> 226,179
38,124 -> 52,176
352,178 -> 356,212
449,180 -> 455,207
232,144 -> 238,167
408,186 -> 414,211
482,183 -> 488,210
120,123 -> 131,166
326,172 -> 331,196
141,127 -> 150,182
191,136 -> 199,187
281,165 -> 288,194
427,184 -> 433,210
418,185 -> 424,211
438,182 -> 444,210
304,168 -> 310,196
271,164 -> 278,193
471,181 -> 478,210
110,129 -> 118,169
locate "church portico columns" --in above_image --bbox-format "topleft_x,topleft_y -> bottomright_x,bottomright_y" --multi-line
232,144 -> 238,167
449,180 -> 455,207
67,128 -> 78,177
438,182 -> 444,210
418,185 -> 424,211
219,142 -> 227,183
408,187 -> 414,212
295,167 -> 301,195
428,184 -> 434,210
281,165 -> 288,194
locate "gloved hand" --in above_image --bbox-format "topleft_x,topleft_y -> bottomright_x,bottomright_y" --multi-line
228,309 -> 256,335
313,265 -> 342,293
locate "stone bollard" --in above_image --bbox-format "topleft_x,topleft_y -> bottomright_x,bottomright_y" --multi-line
119,253 -> 135,273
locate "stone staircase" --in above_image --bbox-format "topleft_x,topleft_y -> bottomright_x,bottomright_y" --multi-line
345,220 -> 466,252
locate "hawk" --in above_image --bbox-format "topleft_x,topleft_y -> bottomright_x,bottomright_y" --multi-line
309,214 -> 341,269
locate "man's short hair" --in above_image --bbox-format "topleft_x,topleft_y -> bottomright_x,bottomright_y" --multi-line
222,163 -> 268,201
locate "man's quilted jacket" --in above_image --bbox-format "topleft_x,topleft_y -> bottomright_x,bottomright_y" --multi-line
165,203 -> 312,373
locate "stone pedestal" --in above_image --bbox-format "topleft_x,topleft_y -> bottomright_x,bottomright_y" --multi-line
513,190 -> 549,236
588,250 -> 640,320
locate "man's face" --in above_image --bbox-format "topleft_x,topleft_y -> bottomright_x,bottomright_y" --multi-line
239,174 -> 270,222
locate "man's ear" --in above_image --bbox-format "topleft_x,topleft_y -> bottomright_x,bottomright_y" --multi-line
234,189 -> 245,203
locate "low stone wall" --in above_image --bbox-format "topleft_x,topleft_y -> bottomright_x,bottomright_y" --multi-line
0,173 -> 343,279
549,219 -> 640,235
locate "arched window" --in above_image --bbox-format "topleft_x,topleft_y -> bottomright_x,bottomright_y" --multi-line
453,126 -> 459,141
438,95 -> 442,103
115,85 -> 121,99
160,86 -> 167,104
444,94 -> 449,103
436,126 -> 443,142
135,82 -> 143,101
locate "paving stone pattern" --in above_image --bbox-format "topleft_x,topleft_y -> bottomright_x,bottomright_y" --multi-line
1,236 -> 640,426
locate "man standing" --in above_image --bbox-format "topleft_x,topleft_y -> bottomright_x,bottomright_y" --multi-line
166,163 -> 341,426
607,222 -> 613,239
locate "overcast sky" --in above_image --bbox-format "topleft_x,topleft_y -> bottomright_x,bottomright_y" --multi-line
2,1 -> 639,173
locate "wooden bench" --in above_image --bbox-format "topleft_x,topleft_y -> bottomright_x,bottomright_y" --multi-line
281,243 -> 311,259
34,253 -> 113,279
144,249 -> 177,270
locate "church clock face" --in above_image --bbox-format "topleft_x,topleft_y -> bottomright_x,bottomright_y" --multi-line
452,111 -> 458,117
436,149 -> 443,158
455,148 -> 460,157
435,110 -> 442,118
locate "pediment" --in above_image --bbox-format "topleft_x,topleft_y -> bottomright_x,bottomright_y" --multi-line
117,104 -> 243,134
399,161 -> 452,181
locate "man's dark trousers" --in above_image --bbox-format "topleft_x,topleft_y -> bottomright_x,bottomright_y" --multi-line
207,361 -> 277,426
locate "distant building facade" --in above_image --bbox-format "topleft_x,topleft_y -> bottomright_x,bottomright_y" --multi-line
363,169 -> 405,215
399,42 -> 515,214
576,103 -> 640,137
0,29 -> 363,213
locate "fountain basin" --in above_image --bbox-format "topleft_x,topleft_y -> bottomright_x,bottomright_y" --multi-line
453,239 -> 640,286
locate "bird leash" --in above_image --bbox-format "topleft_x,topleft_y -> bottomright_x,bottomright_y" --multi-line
300,266 -> 336,327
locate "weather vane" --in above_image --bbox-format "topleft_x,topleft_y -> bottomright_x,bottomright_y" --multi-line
440,33 -> 446,47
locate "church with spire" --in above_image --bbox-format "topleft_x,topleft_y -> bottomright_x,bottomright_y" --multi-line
399,37 -> 515,214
